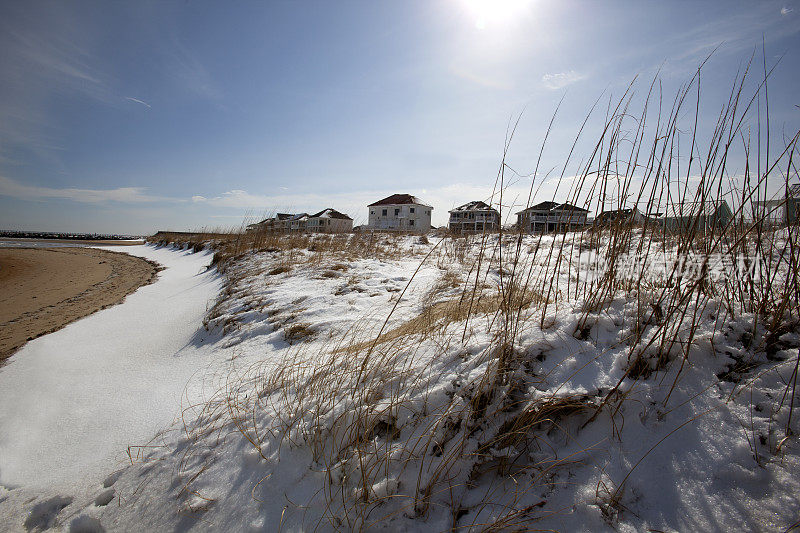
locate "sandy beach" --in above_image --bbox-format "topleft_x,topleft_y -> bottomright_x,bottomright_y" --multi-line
0,247 -> 159,363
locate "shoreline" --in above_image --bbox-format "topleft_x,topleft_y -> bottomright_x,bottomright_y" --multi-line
0,237 -> 145,248
0,247 -> 159,363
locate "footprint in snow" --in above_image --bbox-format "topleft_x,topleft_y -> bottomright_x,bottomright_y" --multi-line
94,489 -> 115,507
23,495 -> 73,532
68,514 -> 105,533
102,471 -> 122,488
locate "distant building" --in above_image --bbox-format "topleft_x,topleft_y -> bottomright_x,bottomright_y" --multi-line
516,201 -> 589,233
246,213 -> 295,233
753,184 -> 800,225
448,201 -> 500,233
287,213 -> 309,232
594,207 -> 646,227
306,209 -> 353,233
246,210 -> 352,233
753,199 -> 785,224
662,199 -> 733,232
367,194 -> 432,231
790,184 -> 800,224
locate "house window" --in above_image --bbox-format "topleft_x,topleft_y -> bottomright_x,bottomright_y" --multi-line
409,219 -> 415,227
394,208 -> 400,216
426,210 -> 430,215
410,207 -> 415,213
382,209 -> 387,216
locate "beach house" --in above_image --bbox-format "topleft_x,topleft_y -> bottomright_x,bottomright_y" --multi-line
662,199 -> 733,232
594,207 -> 646,227
245,213 -> 295,232
448,201 -> 500,233
367,194 -> 432,231
306,209 -> 353,233
516,202 -> 589,233
753,184 -> 800,225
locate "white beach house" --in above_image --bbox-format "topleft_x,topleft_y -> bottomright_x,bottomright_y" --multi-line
367,194 -> 432,231
306,209 -> 353,233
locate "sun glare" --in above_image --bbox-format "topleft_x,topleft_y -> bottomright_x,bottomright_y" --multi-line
463,0 -> 532,30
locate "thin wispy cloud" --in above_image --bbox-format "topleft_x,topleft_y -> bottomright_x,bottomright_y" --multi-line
2,22 -> 112,104
164,37 -> 220,100
657,4 -> 800,70
0,3 -> 114,167
541,70 -> 586,90
0,176 -> 169,204
125,97 -> 151,108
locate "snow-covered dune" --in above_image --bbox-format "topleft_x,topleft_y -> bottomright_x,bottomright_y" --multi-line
1,235 -> 798,532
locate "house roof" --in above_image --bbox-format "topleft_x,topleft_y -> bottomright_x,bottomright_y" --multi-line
662,200 -> 729,218
517,201 -> 589,214
597,207 -> 639,216
248,212 -> 299,226
530,201 -> 560,211
449,200 -> 499,214
309,208 -> 352,220
288,213 -> 309,221
557,202 -> 590,213
753,199 -> 783,207
368,194 -> 432,208
753,184 -> 800,203
596,208 -> 643,223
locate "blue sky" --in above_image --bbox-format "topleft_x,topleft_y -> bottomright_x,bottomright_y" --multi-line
1,0 -> 799,234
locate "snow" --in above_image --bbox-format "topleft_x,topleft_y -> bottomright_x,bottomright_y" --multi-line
0,235 -> 798,532
0,244 -> 221,490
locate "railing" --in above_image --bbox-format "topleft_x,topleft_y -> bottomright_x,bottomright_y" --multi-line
525,214 -> 587,223
449,214 -> 499,223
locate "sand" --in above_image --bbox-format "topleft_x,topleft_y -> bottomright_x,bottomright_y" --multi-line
0,247 -> 159,363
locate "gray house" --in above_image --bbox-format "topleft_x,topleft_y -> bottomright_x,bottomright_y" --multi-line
448,201 -> 500,233
662,199 -> 733,232
595,207 -> 646,227
516,201 -> 589,233
245,213 -> 295,233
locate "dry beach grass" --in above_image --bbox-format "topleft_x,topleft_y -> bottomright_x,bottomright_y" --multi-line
141,57 -> 800,531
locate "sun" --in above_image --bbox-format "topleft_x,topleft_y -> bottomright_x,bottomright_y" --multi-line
463,0 -> 533,30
